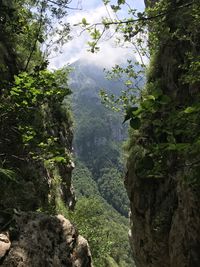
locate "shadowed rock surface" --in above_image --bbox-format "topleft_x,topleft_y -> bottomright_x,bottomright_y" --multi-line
1,212 -> 92,267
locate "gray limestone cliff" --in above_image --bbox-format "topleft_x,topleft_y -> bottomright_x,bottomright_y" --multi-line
125,0 -> 200,266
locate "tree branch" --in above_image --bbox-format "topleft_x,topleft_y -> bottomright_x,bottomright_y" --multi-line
84,1 -> 196,28
46,0 -> 82,10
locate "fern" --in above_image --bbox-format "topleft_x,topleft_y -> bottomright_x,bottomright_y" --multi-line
0,168 -> 18,182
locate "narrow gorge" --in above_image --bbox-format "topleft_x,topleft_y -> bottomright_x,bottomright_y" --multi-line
0,0 -> 200,267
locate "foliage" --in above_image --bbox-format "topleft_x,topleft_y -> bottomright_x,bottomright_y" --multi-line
76,0 -> 148,113
0,0 -> 74,213
1,68 -> 71,164
98,168 -> 129,217
100,61 -> 145,112
0,0 -> 72,82
72,161 -> 101,198
71,160 -> 133,265
0,66 -> 73,213
63,196 -> 134,267
71,197 -> 112,267
121,0 -> 200,185
0,167 -> 18,182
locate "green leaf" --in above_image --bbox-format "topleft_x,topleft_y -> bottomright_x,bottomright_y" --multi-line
118,0 -> 125,4
167,143 -> 177,151
125,80 -> 133,86
103,0 -> 110,4
123,106 -> 138,123
0,168 -> 18,182
141,99 -> 154,109
152,88 -> 163,98
159,95 -> 171,104
167,143 -> 189,151
53,156 -> 67,163
130,117 -> 141,129
82,18 -> 87,25
137,12 -> 144,18
146,95 -> 155,101
133,107 -> 143,116
184,106 -> 198,114
140,156 -> 154,170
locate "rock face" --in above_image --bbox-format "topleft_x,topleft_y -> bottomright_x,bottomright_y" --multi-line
125,166 -> 200,267
125,0 -> 200,266
0,233 -> 11,259
1,212 -> 92,267
0,95 -> 76,211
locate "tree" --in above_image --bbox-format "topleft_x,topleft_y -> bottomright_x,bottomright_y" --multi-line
68,196 -> 134,267
0,0 -> 75,214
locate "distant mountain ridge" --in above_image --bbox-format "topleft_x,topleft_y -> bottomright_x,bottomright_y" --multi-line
69,59 -> 128,210
69,59 -> 134,266
69,60 -> 127,173
69,60 -> 125,100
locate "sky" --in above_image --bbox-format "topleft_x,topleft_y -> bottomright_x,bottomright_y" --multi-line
49,0 -> 145,70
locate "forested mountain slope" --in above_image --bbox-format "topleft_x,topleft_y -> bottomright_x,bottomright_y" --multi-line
70,60 -> 127,175
70,60 -> 129,216
67,61 -> 135,266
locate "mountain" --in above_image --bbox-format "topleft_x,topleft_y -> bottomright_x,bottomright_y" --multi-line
70,60 -> 125,97
68,60 -> 135,266
69,60 -> 128,177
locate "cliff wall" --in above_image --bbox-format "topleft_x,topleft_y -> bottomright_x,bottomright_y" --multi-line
125,1 -> 200,266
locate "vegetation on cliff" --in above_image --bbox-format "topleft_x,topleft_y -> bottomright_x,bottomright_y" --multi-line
0,0 -> 75,231
125,2 -> 200,266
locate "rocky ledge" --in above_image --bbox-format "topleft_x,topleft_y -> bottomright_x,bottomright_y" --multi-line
0,212 -> 92,267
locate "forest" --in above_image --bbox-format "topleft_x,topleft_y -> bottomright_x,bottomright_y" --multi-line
0,0 -> 200,267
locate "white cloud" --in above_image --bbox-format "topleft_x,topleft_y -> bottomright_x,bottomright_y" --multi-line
48,2 -> 146,70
